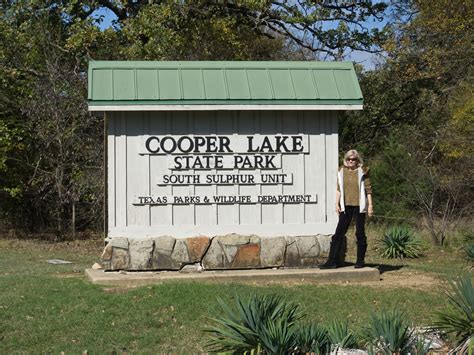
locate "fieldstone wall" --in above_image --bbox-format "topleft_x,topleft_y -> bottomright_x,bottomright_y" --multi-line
101,234 -> 331,271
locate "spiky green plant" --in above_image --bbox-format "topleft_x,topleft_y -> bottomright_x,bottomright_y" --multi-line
364,309 -> 414,354
379,226 -> 422,259
410,334 -> 432,355
206,294 -> 302,354
293,322 -> 329,354
464,244 -> 474,261
432,275 -> 474,345
326,320 -> 357,350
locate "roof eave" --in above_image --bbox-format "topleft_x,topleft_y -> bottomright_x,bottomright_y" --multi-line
88,102 -> 363,112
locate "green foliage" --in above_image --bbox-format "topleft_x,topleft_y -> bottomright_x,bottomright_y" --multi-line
293,323 -> 329,354
326,320 -> 357,350
206,294 -> 302,354
340,0 -> 474,240
207,295 -> 359,354
465,244 -> 474,261
379,226 -> 422,259
433,276 -> 474,344
364,310 -> 415,354
367,136 -> 420,220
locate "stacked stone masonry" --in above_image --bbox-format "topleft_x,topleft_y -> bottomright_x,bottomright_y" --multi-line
101,234 -> 332,271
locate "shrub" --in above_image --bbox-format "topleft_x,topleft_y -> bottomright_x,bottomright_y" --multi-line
379,226 -> 422,259
206,294 -> 302,354
364,309 -> 417,354
432,275 -> 474,345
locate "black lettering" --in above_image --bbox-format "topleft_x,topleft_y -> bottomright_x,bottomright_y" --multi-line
241,156 -> 252,169
194,136 -> 206,153
219,136 -> 232,153
206,137 -> 217,152
247,136 -> 256,152
145,136 -> 160,153
177,136 -> 194,153
265,155 -> 276,168
234,155 -> 243,168
292,136 -> 303,152
161,137 -> 177,153
173,156 -> 182,169
260,136 -> 274,152
275,136 -> 290,152
191,156 -> 204,169
215,155 -> 223,169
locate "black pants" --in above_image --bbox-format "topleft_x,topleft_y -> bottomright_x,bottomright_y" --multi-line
329,205 -> 367,263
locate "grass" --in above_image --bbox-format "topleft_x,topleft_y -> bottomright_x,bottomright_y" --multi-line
0,235 -> 471,353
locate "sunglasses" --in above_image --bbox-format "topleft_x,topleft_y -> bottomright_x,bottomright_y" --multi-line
346,157 -> 358,162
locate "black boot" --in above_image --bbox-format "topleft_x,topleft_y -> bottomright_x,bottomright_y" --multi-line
320,239 -> 341,269
354,244 -> 367,268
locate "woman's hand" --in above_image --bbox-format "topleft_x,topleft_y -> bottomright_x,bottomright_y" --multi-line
336,204 -> 341,215
367,204 -> 374,218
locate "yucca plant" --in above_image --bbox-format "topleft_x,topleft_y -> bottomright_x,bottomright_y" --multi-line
464,244 -> 474,261
410,334 -> 432,355
379,226 -> 422,259
432,275 -> 474,345
326,320 -> 357,350
293,322 -> 329,354
365,309 -> 415,354
206,294 -> 302,354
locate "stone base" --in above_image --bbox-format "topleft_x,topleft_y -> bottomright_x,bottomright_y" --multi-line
101,234 -> 332,271
85,267 -> 381,287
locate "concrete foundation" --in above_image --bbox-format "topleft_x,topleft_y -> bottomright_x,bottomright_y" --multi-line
85,266 -> 381,287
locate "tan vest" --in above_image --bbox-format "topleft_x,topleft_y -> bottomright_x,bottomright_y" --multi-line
338,167 -> 367,213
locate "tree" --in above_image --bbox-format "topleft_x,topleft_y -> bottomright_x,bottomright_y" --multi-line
0,1 -> 103,235
339,0 -> 473,245
84,0 -> 389,60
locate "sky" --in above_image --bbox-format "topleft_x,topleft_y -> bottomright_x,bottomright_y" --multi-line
90,4 -> 388,70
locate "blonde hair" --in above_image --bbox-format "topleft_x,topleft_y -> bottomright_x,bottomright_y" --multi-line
343,149 -> 364,167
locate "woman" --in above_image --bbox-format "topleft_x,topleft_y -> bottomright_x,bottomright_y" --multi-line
320,150 -> 373,269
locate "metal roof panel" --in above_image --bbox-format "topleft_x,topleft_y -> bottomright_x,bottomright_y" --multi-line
312,69 -> 340,100
247,69 -> 272,99
113,69 -> 135,100
88,61 -> 363,108
269,69 -> 296,99
158,69 -> 181,100
290,69 -> 319,99
181,69 -> 205,99
136,69 -> 159,100
225,69 -> 251,99
202,69 -> 227,99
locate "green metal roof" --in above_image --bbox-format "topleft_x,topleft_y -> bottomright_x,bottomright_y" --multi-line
88,61 -> 363,108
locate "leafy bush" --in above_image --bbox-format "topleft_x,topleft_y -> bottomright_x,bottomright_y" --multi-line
379,226 -> 422,259
364,309 -> 421,354
432,275 -> 474,345
206,294 -> 302,354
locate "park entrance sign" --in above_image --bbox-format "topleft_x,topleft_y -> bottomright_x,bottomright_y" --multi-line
88,61 -> 363,271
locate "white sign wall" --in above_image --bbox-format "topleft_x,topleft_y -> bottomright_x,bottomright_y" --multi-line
107,110 -> 339,237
